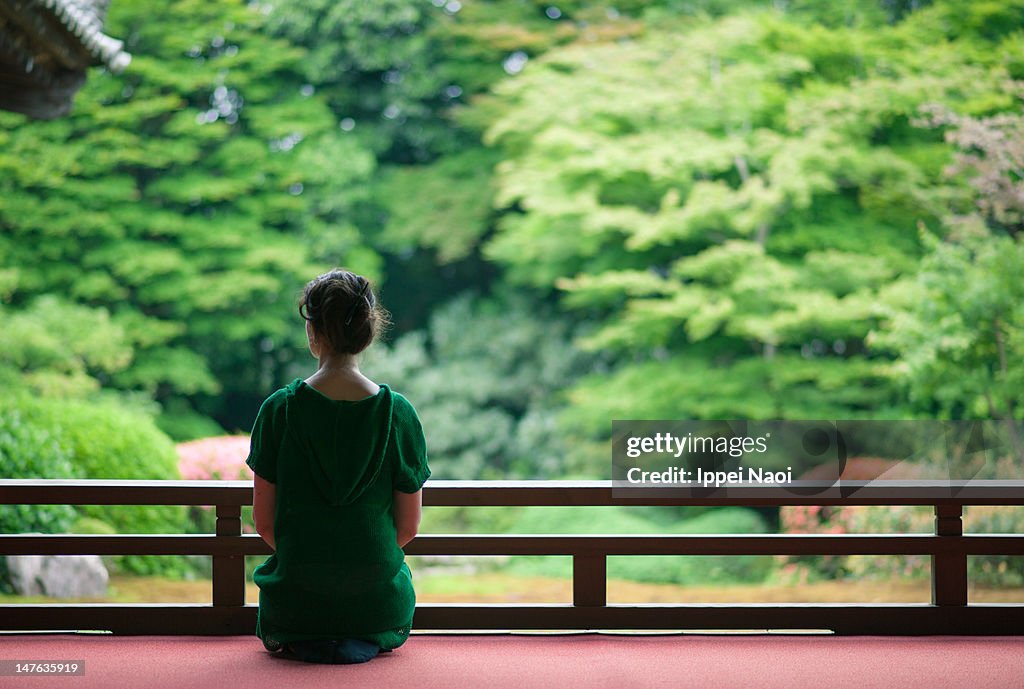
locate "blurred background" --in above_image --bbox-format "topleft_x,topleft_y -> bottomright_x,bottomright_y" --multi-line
1,0 -> 1022,605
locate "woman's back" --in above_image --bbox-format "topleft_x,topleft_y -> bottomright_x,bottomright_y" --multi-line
246,269 -> 430,663
247,379 -> 429,650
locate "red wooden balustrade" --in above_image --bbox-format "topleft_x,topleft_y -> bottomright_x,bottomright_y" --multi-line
1,479 -> 1023,634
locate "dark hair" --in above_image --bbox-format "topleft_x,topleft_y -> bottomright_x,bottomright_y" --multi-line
298,269 -> 389,355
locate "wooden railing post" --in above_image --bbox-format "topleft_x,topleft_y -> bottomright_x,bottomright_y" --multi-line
573,554 -> 606,607
932,503 -> 968,606
213,503 -> 245,607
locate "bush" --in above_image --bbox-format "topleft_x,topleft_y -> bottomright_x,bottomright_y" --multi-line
504,506 -> 773,585
779,503 -> 1024,587
966,506 -> 1024,587
157,399 -> 226,442
71,517 -> 117,535
0,408 -> 79,593
177,436 -> 252,481
176,435 -> 256,538
0,395 -> 196,577
0,408 -> 79,534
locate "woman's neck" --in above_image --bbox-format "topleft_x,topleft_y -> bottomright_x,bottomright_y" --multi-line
317,354 -> 359,374
305,353 -> 379,400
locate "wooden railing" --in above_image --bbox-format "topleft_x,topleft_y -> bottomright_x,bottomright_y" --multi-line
1,479 -> 1023,635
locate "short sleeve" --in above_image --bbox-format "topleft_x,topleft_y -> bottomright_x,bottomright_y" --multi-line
391,394 -> 430,494
245,389 -> 286,484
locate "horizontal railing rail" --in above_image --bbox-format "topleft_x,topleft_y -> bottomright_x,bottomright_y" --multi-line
5,478 -> 1024,505
2,532 -> 1024,556
2,479 -> 1024,635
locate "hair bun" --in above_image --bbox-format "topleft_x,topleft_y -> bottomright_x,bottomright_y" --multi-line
298,269 -> 389,355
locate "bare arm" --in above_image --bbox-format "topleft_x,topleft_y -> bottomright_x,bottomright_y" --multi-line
253,473 -> 277,551
393,489 -> 422,548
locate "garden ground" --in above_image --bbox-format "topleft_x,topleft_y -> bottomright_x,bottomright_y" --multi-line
2,573 -> 1022,605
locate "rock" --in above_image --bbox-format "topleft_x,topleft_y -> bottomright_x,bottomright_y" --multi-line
5,555 -> 43,596
6,554 -> 109,599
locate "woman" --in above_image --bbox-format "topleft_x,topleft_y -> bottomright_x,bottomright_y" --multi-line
246,269 -> 430,664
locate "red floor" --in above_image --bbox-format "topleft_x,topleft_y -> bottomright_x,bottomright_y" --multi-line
1,633 -> 1023,689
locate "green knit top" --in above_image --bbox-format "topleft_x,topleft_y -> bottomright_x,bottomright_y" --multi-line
245,378 -> 430,650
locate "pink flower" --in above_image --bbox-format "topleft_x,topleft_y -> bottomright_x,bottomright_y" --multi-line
176,435 -> 253,481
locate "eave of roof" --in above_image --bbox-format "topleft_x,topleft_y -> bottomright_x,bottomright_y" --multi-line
0,0 -> 131,118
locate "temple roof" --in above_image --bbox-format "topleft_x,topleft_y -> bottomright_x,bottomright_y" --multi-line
0,0 -> 131,118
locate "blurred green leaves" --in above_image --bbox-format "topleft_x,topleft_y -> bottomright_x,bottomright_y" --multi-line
1,0 -> 1021,484
0,0 -> 378,427
365,293 -> 602,478
0,297 -> 133,396
479,1 -> 1021,427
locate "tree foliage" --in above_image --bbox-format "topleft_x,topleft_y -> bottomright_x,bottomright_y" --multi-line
1,0 -> 1021,488
480,1 -> 1022,427
870,98 -> 1024,455
365,293 -> 602,478
0,0 -> 379,428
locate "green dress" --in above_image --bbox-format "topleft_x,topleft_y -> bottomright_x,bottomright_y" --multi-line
245,378 -> 430,650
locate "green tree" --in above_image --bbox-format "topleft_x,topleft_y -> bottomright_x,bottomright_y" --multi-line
266,0 -> 461,163
870,99 -> 1024,455
480,1 -> 1021,427
365,293 -> 602,478
0,0 -> 381,429
0,296 -> 133,397
264,0 -> 613,330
